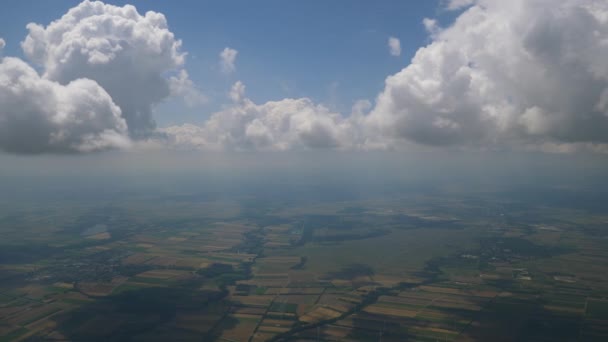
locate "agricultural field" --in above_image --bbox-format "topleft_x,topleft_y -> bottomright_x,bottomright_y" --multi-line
1,188 -> 608,341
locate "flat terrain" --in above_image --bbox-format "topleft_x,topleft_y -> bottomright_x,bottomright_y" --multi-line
1,189 -> 608,341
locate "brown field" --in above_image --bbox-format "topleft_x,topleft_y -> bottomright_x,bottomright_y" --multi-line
544,305 -> 585,315
260,318 -> 294,327
409,325 -> 460,338
316,293 -> 356,312
299,306 -> 342,323
208,252 -> 256,263
52,282 -> 73,289
296,304 -> 314,317
363,305 -> 418,318
261,287 -> 284,295
416,309 -> 470,323
14,285 -> 52,299
285,271 -> 317,283
168,236 -> 188,242
23,316 -> 60,337
122,253 -> 155,265
319,324 -> 353,339
337,295 -> 363,305
251,332 -> 276,341
0,306 -> 32,320
257,325 -> 289,333
78,282 -> 116,297
277,294 -> 319,305
378,295 -> 430,307
77,276 -> 128,296
113,281 -> 161,292
8,303 -> 64,326
418,285 -> 471,296
86,232 -> 111,240
231,306 -> 267,315
229,295 -> 275,307
258,323 -> 289,333
59,292 -> 94,304
333,315 -> 389,329
410,285 -> 498,299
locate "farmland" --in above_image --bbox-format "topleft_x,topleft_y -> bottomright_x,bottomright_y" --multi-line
1,187 -> 608,341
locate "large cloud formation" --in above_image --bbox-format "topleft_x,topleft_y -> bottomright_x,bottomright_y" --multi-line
164,81 -> 360,150
366,0 -> 608,151
3,0 -> 608,154
0,1 -> 199,154
21,0 -> 192,139
0,57 -> 128,153
164,0 -> 608,153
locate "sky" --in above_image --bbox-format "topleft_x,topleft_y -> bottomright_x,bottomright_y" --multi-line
0,0 -> 451,126
1,0 -> 608,155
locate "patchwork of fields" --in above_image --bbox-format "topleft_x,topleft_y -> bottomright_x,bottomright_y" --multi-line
1,193 -> 608,341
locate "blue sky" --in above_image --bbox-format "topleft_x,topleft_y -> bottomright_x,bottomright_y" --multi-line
3,0 -> 605,155
0,0 -> 457,127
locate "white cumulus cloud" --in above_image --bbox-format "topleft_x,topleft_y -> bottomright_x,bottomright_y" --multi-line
4,0 -> 608,155
220,47 -> 238,74
21,0 -> 194,138
0,38 -> 5,51
444,0 -> 476,11
388,37 -> 401,57
163,81 -> 359,151
0,57 -> 129,154
169,70 -> 207,107
366,0 -> 608,151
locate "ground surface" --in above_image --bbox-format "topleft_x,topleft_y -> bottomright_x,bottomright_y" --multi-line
1,189 -> 608,341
